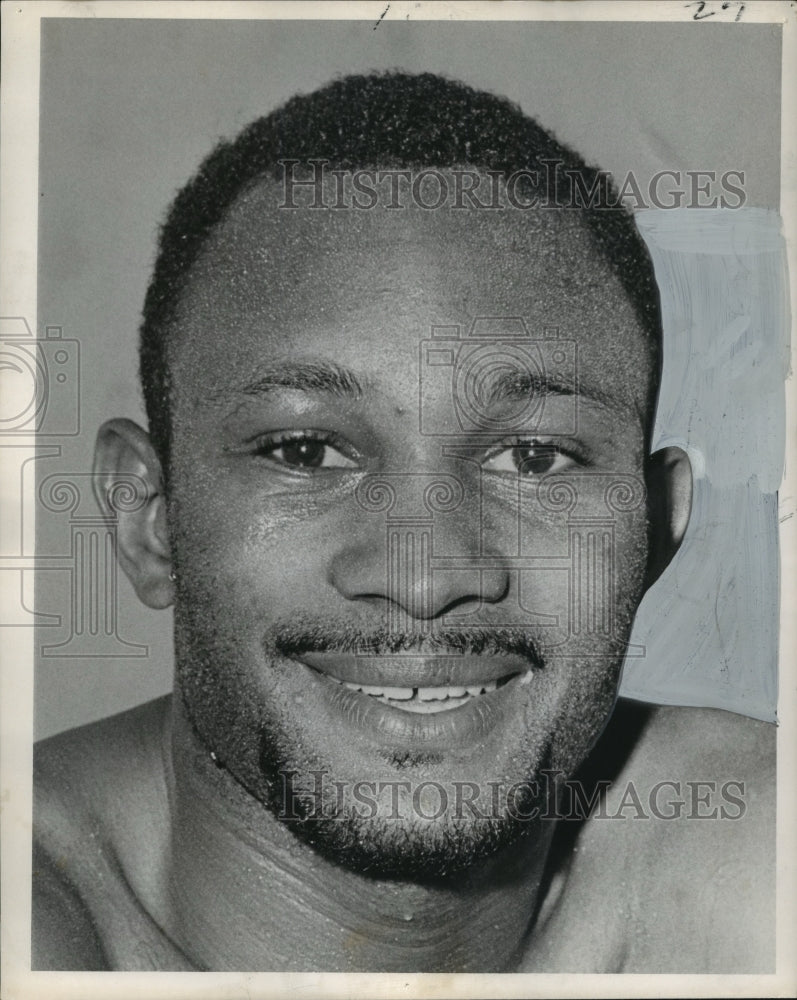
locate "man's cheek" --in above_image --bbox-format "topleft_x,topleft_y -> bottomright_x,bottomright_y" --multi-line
173,519 -> 335,635
543,660 -> 621,776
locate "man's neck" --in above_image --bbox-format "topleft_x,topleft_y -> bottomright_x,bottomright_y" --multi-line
163,696 -> 557,972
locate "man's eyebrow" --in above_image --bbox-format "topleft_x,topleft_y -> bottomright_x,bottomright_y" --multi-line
231,361 -> 366,400
483,368 -> 622,412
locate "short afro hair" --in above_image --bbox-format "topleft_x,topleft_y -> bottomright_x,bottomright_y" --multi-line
139,70 -> 661,465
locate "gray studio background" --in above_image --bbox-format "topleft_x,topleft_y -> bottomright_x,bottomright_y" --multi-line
34,18 -> 784,739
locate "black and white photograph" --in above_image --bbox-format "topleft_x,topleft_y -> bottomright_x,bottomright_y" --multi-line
1,2 -> 795,997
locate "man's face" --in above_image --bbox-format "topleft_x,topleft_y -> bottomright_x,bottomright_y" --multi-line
164,177 -> 654,875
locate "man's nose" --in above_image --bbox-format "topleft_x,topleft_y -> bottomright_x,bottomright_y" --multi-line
327,473 -> 509,620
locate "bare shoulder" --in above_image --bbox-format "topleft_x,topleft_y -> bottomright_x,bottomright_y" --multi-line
33,696 -> 172,969
573,702 -> 776,972
631,701 -> 775,780
34,694 -> 172,841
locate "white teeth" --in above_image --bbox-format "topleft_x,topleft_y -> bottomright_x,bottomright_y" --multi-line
415,685 -> 471,700
417,687 -> 448,701
375,686 -> 415,700
342,681 -> 504,705
465,681 -> 500,695
519,670 -> 534,685
343,682 -> 414,698
331,675 -> 520,708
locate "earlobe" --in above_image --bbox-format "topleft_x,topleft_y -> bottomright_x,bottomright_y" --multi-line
644,446 -> 693,589
93,418 -> 174,609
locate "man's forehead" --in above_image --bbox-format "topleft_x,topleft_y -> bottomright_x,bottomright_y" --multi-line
194,173 -> 607,276
170,176 -> 655,406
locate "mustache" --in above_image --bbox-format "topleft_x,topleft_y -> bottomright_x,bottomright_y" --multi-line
271,619 -> 545,663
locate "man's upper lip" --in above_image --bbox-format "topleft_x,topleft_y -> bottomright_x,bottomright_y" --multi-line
291,651 -> 534,687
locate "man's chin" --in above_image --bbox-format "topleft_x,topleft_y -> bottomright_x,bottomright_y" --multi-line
261,752 -> 554,880
271,793 -> 540,880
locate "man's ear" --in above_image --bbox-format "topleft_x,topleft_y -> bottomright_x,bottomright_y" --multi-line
644,445 -> 693,589
93,418 -> 174,609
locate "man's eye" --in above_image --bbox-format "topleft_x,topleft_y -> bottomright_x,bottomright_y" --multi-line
254,434 -> 358,471
482,440 -> 572,477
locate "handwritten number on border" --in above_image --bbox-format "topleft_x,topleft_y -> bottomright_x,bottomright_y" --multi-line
686,1 -> 745,20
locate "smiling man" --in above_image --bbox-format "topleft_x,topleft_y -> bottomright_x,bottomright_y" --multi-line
32,72 -> 775,973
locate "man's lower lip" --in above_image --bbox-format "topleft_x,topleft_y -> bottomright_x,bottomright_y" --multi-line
305,664 -> 535,748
